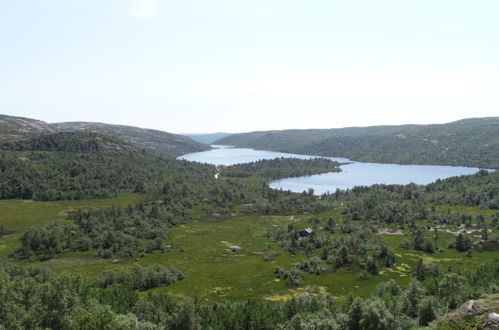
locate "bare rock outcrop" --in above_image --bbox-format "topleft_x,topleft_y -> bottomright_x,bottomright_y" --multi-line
458,300 -> 477,315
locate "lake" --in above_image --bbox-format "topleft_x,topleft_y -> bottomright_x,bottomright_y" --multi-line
180,145 -> 350,165
179,146 -> 481,194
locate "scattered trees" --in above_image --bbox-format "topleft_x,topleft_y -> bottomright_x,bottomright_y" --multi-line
95,264 -> 184,290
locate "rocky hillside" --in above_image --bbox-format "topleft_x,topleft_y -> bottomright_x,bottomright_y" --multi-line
53,122 -> 210,158
427,294 -> 499,329
0,115 -> 54,140
0,115 -> 209,157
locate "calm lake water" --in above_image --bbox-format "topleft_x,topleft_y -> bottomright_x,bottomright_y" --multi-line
180,145 -> 350,165
179,146 -> 481,194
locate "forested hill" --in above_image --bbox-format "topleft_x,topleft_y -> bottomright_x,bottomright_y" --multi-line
0,131 -> 216,201
53,122 -> 210,158
0,114 -> 209,157
216,117 -> 499,169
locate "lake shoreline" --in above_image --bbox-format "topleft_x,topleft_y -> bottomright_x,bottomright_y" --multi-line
179,145 -> 482,195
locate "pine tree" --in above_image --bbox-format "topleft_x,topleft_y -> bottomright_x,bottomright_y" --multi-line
414,258 -> 426,281
418,297 -> 438,326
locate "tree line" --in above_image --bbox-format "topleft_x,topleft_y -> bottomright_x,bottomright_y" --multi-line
220,157 -> 341,180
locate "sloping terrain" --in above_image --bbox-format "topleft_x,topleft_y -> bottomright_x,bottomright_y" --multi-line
53,121 -> 210,158
0,114 -> 55,140
216,117 -> 499,168
427,294 -> 499,329
1,119 -> 499,329
183,132 -> 231,144
0,131 -> 214,200
0,114 -> 209,157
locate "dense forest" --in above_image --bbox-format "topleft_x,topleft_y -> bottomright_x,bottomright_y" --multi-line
220,157 -> 341,180
335,170 -> 499,211
216,117 -> 499,169
0,132 -> 216,200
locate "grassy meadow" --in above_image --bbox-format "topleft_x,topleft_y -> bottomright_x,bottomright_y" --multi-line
0,192 -> 143,256
1,195 -> 497,304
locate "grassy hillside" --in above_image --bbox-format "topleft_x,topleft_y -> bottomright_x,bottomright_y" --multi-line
216,117 -> 499,169
0,114 -> 209,157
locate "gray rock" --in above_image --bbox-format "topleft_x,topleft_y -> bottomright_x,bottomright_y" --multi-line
458,300 -> 476,315
489,313 -> 499,324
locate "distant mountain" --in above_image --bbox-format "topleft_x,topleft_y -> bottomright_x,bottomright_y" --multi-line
183,132 -> 231,144
0,114 -> 209,158
53,122 -> 210,158
0,114 -> 55,140
216,117 -> 499,169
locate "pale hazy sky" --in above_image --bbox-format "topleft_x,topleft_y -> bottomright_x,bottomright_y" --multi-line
1,1 -> 498,133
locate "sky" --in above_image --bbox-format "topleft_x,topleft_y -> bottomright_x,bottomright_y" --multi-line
0,0 -> 498,133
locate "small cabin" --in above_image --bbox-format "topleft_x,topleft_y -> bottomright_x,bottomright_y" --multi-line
299,227 -> 314,237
